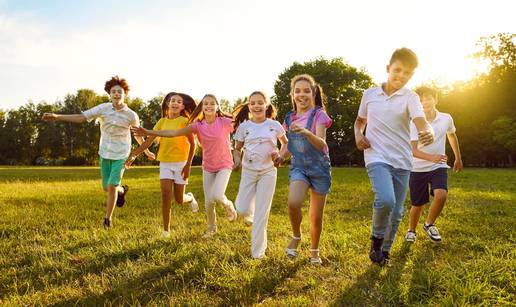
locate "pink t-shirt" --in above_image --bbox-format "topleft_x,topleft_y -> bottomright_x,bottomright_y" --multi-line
191,116 -> 234,172
283,107 -> 332,153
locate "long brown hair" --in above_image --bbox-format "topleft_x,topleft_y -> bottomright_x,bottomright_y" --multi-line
187,94 -> 232,124
233,91 -> 277,130
161,92 -> 197,118
290,74 -> 326,112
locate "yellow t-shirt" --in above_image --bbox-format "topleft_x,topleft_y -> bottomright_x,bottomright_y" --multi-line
153,116 -> 190,162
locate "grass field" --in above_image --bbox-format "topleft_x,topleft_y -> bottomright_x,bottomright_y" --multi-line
0,166 -> 514,306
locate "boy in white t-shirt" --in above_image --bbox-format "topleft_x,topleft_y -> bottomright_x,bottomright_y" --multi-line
42,76 -> 154,229
354,48 -> 435,266
405,86 -> 463,244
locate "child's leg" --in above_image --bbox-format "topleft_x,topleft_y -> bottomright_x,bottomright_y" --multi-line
308,190 -> 327,258
425,189 -> 447,225
382,167 -> 410,252
105,185 -> 123,219
235,169 -> 257,219
160,179 -> 174,232
366,163 -> 396,239
286,180 -> 309,249
101,158 -> 125,221
202,170 -> 217,231
210,169 -> 232,207
408,205 -> 424,232
251,168 -> 277,258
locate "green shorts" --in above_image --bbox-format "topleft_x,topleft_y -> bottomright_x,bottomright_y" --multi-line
100,157 -> 126,190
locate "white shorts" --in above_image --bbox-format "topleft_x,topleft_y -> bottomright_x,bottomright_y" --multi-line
159,161 -> 188,184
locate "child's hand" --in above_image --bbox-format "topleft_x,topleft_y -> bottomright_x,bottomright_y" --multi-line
430,154 -> 447,164
355,134 -> 371,151
233,158 -> 242,172
42,113 -> 58,122
273,155 -> 284,167
131,126 -> 148,137
182,165 -> 191,180
418,130 -> 434,146
124,155 -> 136,169
290,123 -> 309,136
453,159 -> 463,172
145,151 -> 156,160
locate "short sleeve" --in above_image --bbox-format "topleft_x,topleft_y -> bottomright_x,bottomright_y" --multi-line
409,121 -> 419,141
234,122 -> 245,142
357,92 -> 368,118
82,103 -> 106,122
447,115 -> 456,133
153,118 -> 164,131
131,112 -> 140,127
315,110 -> 332,129
407,93 -> 425,119
221,117 -> 234,133
273,120 -> 286,137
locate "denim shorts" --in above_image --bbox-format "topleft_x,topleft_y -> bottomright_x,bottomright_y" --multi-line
289,159 -> 331,195
409,167 -> 448,206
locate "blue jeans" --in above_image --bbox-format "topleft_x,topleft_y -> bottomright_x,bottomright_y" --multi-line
366,162 -> 410,252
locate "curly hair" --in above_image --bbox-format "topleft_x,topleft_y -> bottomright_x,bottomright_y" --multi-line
104,75 -> 130,94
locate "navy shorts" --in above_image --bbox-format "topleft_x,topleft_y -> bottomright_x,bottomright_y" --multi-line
409,168 -> 448,206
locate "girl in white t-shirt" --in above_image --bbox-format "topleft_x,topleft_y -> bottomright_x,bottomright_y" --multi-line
232,91 -> 288,259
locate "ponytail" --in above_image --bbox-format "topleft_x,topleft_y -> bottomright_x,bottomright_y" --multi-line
232,102 -> 251,131
313,83 -> 327,112
265,104 -> 277,119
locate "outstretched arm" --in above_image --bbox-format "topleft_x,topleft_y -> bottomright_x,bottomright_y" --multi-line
132,124 -> 194,137
413,117 -> 434,146
411,141 -> 447,164
42,113 -> 87,123
125,135 -> 157,168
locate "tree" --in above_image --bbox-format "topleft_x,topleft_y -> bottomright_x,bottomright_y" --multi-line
272,57 -> 374,165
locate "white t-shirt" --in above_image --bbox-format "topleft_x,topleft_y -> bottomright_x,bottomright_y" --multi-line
234,119 -> 286,171
82,103 -> 140,160
358,85 -> 425,170
410,111 -> 456,172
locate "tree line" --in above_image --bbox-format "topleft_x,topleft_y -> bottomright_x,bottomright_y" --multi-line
0,33 -> 514,167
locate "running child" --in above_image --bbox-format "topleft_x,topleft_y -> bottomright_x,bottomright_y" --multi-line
42,76 -> 154,228
125,92 -> 200,238
405,86 -> 463,244
232,91 -> 288,259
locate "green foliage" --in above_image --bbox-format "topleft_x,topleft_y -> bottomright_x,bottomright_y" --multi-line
0,167 -> 514,305
272,57 -> 374,165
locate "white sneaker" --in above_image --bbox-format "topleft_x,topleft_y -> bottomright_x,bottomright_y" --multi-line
187,192 -> 199,213
224,200 -> 237,222
161,230 -> 171,239
202,227 -> 217,239
405,230 -> 416,242
423,224 -> 442,243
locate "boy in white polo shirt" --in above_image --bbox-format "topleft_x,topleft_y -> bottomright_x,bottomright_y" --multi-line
405,86 -> 463,244
354,48 -> 434,266
42,76 -> 154,229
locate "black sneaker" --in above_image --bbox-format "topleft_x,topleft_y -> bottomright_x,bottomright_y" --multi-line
103,218 -> 112,229
382,251 -> 391,267
369,236 -> 385,266
423,224 -> 442,243
116,185 -> 129,207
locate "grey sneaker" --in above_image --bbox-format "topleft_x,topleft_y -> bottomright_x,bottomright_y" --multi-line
202,227 -> 217,239
423,224 -> 442,243
405,230 -> 417,242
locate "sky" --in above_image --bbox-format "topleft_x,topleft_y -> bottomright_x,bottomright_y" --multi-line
0,0 -> 514,109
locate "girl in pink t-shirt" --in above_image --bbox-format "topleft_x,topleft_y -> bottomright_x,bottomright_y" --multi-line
133,94 -> 237,238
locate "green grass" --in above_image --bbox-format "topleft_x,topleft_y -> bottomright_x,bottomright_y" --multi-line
0,166 -> 514,306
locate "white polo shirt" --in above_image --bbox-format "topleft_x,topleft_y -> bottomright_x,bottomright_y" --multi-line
234,119 -> 285,171
410,111 -> 456,172
82,103 -> 140,160
358,85 -> 425,170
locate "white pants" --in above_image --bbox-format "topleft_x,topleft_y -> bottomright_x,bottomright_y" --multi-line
235,167 -> 277,258
203,169 -> 232,231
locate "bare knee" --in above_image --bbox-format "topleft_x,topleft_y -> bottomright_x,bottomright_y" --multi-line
433,190 -> 448,203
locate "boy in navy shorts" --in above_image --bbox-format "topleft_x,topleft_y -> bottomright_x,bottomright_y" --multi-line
405,86 -> 463,243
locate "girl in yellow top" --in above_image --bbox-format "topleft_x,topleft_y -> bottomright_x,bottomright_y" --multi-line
125,92 -> 198,238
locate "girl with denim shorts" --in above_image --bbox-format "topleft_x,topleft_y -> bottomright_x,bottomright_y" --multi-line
277,74 -> 332,265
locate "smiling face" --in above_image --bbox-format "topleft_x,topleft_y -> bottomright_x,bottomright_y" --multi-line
109,85 -> 126,105
386,60 -> 415,92
165,94 -> 185,118
248,93 -> 267,120
292,80 -> 314,112
201,95 -> 219,117
420,94 -> 437,111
